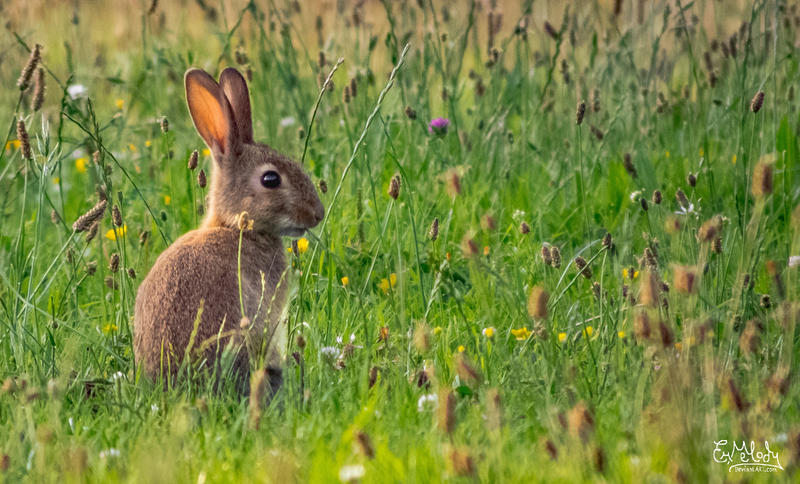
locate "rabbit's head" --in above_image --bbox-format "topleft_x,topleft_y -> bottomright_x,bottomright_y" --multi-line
185,67 -> 324,237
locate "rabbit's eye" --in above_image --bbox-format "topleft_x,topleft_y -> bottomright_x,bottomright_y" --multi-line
260,170 -> 281,189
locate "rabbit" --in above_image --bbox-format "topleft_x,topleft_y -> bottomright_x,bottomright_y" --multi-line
134,67 -> 324,388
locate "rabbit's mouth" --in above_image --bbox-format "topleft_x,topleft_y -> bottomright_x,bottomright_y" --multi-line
281,227 -> 307,237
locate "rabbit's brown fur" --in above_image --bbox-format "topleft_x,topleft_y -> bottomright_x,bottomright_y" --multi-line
134,67 -> 324,384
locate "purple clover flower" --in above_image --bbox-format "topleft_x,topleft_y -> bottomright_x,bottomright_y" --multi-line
428,117 -> 450,136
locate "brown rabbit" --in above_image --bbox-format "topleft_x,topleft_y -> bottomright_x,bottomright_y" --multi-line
134,67 -> 324,387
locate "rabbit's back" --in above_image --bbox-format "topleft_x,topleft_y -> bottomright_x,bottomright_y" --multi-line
134,227 -> 287,379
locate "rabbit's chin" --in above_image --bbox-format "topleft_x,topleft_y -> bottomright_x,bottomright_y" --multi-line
280,227 -> 307,237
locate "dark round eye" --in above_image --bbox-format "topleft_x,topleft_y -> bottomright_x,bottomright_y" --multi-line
260,170 -> 281,189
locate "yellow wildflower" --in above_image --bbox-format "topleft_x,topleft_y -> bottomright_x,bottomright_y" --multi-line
145,140 -> 152,148
433,326 -> 442,335
105,225 -> 128,241
511,327 -> 531,341
53,177 -> 60,185
482,327 -> 495,338
115,99 -> 124,110
622,269 -> 639,280
341,276 -> 349,286
558,332 -> 567,343
128,143 -> 137,152
699,148 -> 704,157
287,237 -> 309,254
102,323 -> 118,334
378,273 -> 397,293
202,148 -> 211,157
5,139 -> 21,151
674,342 -> 682,352
618,331 -> 626,339
164,195 -> 171,205
75,157 -> 87,173
583,326 -> 594,338
483,246 -> 490,256
732,154 -> 737,165
457,345 -> 465,353
665,151 -> 670,158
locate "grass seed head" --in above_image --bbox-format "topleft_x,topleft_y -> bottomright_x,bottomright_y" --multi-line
543,21 -> 558,40
197,169 -> 207,188
751,162 -> 773,198
519,221 -> 530,234
574,256 -> 592,279
188,150 -> 198,170
388,174 -> 401,199
658,321 -> 674,348
112,205 -> 123,227
481,214 -> 496,231
567,401 -> 594,442
461,233 -> 479,257
354,431 -> 374,459
639,271 -> 660,307
72,199 -> 107,232
590,125 -> 604,141
429,217 -> 439,241
750,90 -> 765,113
623,153 -> 637,178
652,190 -> 662,205
576,101 -> 586,125
109,253 -> 120,273
698,216 -> 722,242
602,232 -> 612,249
640,197 -> 649,211
17,43 -> 42,90
687,172 -> 697,187
16,120 -> 32,161
676,189 -> 689,209
437,390 -> 457,434
448,448 -> 475,477
32,67 -> 45,111
160,116 -> 169,133
127,268 -> 136,279
527,286 -> 549,320
540,245 -> 552,266
634,312 -> 651,340
551,246 -> 561,268
674,265 -> 698,294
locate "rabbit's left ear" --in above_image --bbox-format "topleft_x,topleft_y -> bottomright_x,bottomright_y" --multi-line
219,68 -> 253,144
185,68 -> 239,157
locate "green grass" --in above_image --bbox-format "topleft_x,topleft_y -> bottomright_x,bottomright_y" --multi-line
1,0 -> 799,482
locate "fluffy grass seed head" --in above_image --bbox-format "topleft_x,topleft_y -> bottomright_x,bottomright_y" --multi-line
527,286 -> 549,320
17,43 -> 42,91
32,67 -> 45,111
519,221 -> 530,234
429,217 -> 439,241
697,216 -> 722,242
111,205 -> 123,227
674,265 -> 698,294
751,162 -> 773,198
567,401 -> 595,442
72,199 -> 107,232
437,389 -> 457,434
639,271 -> 660,307
16,120 -> 32,161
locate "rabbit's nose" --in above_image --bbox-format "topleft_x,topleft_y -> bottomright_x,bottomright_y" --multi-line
313,199 -> 325,224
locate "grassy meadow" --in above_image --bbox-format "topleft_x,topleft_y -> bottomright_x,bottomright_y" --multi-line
1,0 -> 799,481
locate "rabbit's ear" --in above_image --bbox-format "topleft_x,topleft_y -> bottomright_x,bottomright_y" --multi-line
185,68 -> 239,156
219,68 -> 253,144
